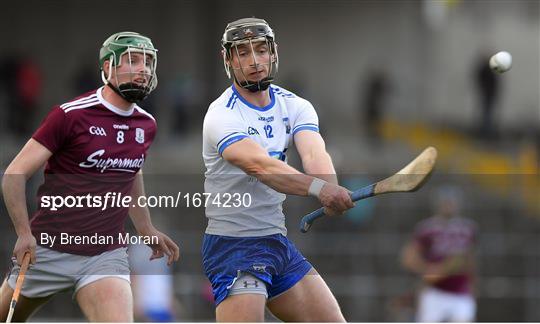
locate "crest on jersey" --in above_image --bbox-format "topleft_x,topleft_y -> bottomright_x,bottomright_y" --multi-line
252,264 -> 266,272
135,128 -> 145,143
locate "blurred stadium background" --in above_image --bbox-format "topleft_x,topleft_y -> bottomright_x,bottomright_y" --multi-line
0,0 -> 538,321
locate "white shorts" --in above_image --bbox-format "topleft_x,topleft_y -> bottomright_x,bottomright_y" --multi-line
416,287 -> 476,322
7,245 -> 130,299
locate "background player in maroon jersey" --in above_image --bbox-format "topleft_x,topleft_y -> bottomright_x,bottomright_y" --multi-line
0,31 -> 179,322
401,186 -> 477,322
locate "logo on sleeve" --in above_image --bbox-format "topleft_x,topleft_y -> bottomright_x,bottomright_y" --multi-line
89,126 -> 107,136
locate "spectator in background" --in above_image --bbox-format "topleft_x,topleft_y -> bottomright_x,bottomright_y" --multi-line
360,69 -> 390,143
474,53 -> 500,139
401,186 -> 477,322
72,63 -> 100,95
0,55 -> 42,136
169,74 -> 195,135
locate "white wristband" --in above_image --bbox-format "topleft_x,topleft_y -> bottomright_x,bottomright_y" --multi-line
308,178 -> 327,198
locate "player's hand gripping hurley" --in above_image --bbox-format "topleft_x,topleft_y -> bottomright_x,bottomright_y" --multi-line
6,252 -> 31,323
300,147 -> 438,233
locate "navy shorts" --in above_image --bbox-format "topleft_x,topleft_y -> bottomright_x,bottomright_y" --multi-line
202,233 -> 313,305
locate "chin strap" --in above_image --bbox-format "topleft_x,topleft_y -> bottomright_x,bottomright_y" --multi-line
237,76 -> 273,92
106,83 -> 149,103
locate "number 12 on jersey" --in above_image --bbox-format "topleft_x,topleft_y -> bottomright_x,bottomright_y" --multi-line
264,125 -> 274,138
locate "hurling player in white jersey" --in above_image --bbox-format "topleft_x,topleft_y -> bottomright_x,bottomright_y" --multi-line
202,18 -> 354,322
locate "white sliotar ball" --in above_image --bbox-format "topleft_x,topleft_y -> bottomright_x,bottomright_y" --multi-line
489,51 -> 512,73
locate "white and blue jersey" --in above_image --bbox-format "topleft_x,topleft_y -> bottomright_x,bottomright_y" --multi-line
202,84 -> 319,237
202,84 -> 318,305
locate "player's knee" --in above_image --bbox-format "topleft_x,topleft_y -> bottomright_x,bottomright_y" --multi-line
105,311 -> 133,322
0,305 -> 6,321
86,305 -> 133,322
311,293 -> 346,322
97,300 -> 134,322
328,308 -> 346,323
0,282 -> 12,322
310,303 -> 346,322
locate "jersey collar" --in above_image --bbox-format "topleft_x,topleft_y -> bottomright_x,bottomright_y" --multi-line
97,86 -> 135,116
231,85 -> 275,112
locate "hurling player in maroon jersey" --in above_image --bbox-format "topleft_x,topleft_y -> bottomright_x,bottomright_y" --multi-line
0,31 -> 179,322
401,186 -> 477,322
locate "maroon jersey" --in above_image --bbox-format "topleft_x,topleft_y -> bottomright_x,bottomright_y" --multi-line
30,87 -> 156,256
414,216 -> 477,294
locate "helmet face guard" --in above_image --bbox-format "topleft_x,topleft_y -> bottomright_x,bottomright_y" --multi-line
222,18 -> 278,92
99,31 -> 158,103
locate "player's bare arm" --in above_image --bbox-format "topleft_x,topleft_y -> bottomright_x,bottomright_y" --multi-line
294,130 -> 338,184
129,170 -> 180,265
402,240 -> 463,283
294,130 -> 354,216
402,241 -> 443,283
222,137 -> 353,213
2,139 -> 52,265
401,240 -> 430,274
